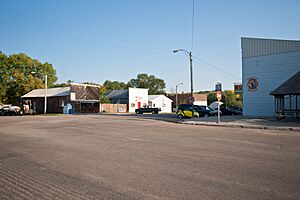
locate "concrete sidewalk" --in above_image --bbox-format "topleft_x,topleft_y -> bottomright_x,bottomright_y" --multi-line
180,116 -> 300,132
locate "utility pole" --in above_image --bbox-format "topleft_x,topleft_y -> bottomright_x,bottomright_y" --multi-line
175,83 -> 183,109
44,74 -> 47,114
173,49 -> 195,118
189,51 -> 194,118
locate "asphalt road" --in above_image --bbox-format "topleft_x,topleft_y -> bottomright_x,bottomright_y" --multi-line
0,115 -> 299,200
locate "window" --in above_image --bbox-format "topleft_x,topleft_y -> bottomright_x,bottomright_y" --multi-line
59,100 -> 65,107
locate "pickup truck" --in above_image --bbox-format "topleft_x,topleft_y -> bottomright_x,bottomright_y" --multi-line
135,107 -> 161,114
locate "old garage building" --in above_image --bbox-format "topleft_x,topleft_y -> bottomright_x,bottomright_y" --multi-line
21,83 -> 101,114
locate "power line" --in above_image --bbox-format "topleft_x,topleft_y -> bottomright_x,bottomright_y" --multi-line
0,8 -> 245,82
0,22 -> 170,57
0,8 -> 169,53
2,21 -> 243,82
193,56 -> 241,79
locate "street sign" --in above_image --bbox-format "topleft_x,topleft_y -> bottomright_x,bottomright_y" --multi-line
217,91 -> 222,101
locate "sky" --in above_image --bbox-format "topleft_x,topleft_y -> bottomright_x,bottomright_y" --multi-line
1,0 -> 300,93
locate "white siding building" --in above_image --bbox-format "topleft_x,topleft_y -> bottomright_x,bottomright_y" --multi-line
148,95 -> 173,113
242,37 -> 300,116
106,88 -> 148,113
128,88 -> 148,113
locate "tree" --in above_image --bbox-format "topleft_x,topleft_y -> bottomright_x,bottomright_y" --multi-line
103,80 -> 127,90
127,73 -> 166,95
207,93 -> 217,106
99,85 -> 110,103
0,51 -> 58,104
207,91 -> 242,108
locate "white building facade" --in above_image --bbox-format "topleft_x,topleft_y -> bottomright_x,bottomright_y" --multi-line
242,37 -> 300,116
148,95 -> 173,113
128,88 -> 148,113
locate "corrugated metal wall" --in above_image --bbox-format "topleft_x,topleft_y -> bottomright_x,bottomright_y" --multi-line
242,50 -> 300,116
242,37 -> 300,59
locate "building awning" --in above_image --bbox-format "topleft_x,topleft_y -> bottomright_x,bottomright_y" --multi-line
270,70 -> 300,96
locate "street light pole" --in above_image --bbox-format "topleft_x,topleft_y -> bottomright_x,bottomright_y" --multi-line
173,49 -> 194,118
188,51 -> 194,118
175,83 -> 183,109
44,74 -> 47,114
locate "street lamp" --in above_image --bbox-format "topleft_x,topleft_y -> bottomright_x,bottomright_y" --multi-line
31,72 -> 47,114
175,83 -> 183,109
173,49 -> 194,118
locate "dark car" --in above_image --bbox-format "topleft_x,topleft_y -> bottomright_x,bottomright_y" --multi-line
135,107 -> 161,114
194,105 -> 213,117
220,105 -> 242,115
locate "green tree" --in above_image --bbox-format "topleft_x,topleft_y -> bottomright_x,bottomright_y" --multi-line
207,91 -> 242,108
207,92 -> 217,106
103,80 -> 127,90
99,85 -> 110,103
0,52 -> 58,104
127,73 -> 166,95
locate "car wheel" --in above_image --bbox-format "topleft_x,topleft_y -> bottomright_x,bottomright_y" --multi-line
152,111 -> 155,114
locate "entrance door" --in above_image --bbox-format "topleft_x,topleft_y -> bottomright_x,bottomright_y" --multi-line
138,102 -> 141,108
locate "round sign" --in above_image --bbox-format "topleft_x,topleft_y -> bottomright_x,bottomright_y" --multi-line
216,91 -> 222,101
247,77 -> 258,92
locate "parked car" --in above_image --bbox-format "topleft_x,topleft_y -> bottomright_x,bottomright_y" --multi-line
135,107 -> 161,114
177,104 -> 200,119
194,105 -> 213,117
0,104 -> 23,116
220,105 -> 242,115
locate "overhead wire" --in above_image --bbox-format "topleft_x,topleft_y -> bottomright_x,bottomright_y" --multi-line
0,22 -> 170,57
1,8 -> 244,82
193,56 -> 241,79
0,8 -> 169,53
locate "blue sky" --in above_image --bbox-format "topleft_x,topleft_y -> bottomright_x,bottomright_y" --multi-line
1,0 -> 300,92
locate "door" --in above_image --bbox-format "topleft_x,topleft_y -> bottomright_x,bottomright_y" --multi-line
138,102 -> 141,108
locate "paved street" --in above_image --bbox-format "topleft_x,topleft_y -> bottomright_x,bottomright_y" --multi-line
0,115 -> 300,200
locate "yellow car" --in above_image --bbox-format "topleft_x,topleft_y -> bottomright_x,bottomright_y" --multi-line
177,105 -> 200,119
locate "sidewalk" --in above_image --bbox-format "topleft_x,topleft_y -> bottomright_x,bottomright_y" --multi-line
180,116 -> 300,132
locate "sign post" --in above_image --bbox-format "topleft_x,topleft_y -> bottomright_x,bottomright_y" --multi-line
216,91 -> 222,123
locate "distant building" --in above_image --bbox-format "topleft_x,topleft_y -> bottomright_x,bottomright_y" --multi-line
148,95 -> 173,113
241,37 -> 300,116
215,82 -> 222,91
21,83 -> 101,114
167,93 -> 207,108
106,88 -> 148,113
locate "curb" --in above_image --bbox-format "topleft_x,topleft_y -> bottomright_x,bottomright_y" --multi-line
178,121 -> 300,132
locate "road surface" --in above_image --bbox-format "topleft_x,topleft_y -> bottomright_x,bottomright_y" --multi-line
0,115 -> 299,199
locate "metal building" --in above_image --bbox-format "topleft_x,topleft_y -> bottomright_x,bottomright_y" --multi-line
241,37 -> 300,116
